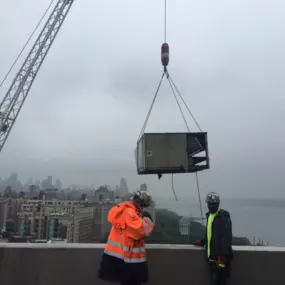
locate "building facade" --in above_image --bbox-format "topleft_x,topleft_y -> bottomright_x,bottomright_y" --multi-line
72,207 -> 94,243
92,203 -> 113,242
0,198 -> 8,232
94,187 -> 114,202
18,200 -> 79,238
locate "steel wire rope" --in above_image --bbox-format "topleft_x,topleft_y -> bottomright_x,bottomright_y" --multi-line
166,72 -> 190,132
164,0 -> 167,43
195,172 -> 205,226
168,75 -> 202,132
171,174 -> 179,202
138,0 -> 206,223
137,72 -> 165,141
166,71 -> 205,223
0,0 -> 56,89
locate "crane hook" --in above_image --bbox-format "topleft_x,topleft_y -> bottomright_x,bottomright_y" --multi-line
161,43 -> 170,69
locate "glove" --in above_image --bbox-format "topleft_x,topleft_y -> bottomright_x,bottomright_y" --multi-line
194,239 -> 205,246
142,211 -> 153,221
194,240 -> 202,246
217,256 -> 227,268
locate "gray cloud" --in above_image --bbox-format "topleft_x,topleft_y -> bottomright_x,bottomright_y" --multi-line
0,0 -> 285,199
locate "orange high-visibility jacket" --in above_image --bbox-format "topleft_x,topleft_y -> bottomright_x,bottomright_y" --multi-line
104,201 -> 154,263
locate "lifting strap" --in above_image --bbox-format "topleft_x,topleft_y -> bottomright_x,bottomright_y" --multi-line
137,66 -> 205,224
137,0 -> 205,225
137,68 -> 202,144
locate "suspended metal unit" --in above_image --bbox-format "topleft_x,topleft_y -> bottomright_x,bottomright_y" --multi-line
135,80 -> 210,177
136,132 -> 209,176
135,44 -> 210,177
135,0 -> 210,179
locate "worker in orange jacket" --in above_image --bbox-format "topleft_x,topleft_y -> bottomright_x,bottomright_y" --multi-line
98,190 -> 154,285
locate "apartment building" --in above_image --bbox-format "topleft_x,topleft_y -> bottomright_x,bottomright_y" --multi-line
48,213 -> 73,240
92,202 -> 113,242
0,198 -> 8,232
73,207 -> 94,243
18,200 -> 79,238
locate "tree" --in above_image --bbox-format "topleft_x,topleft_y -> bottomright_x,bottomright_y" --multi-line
146,209 -> 187,244
232,236 -> 251,246
146,209 -> 251,246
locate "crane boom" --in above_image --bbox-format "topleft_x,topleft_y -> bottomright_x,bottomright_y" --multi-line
0,0 -> 74,153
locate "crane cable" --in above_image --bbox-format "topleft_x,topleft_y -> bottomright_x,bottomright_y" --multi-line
137,72 -> 165,141
0,0 -> 56,89
166,71 -> 204,225
164,0 -> 167,43
137,0 -> 205,224
168,74 -> 202,132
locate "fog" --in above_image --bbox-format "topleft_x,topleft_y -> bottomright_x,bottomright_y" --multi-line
0,0 -> 284,199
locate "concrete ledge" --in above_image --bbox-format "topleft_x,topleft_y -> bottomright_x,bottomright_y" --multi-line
0,244 -> 283,285
1,242 -> 284,251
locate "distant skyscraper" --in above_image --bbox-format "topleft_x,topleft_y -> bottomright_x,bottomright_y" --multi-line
10,173 -> 18,183
5,172 -> 22,192
23,178 -> 34,192
116,178 -> 128,198
41,176 -> 54,190
47,176 -> 52,186
55,179 -> 62,190
35,180 -> 41,189
94,186 -> 114,202
29,185 -> 37,198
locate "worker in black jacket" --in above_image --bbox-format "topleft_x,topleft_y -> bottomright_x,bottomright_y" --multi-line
196,192 -> 233,285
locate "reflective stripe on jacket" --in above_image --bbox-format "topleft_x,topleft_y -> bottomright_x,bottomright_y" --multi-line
104,201 -> 154,263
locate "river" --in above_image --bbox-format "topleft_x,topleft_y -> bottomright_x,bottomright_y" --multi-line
155,197 -> 285,246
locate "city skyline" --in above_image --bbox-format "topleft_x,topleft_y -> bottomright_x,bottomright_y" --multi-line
0,172 -> 133,192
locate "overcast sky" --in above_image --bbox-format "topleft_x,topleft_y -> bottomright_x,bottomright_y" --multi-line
0,0 -> 284,199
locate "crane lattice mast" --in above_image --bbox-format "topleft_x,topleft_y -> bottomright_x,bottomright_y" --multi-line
0,0 -> 74,153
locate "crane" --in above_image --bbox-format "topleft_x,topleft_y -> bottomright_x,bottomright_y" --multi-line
0,0 -> 74,153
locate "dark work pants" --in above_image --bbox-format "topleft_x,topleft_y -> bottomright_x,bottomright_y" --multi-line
121,282 -> 141,285
209,262 -> 230,285
120,261 -> 148,285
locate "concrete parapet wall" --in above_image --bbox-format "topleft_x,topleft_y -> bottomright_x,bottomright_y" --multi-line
0,243 -> 283,285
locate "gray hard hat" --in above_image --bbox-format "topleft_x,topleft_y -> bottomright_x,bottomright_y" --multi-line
205,192 -> 220,204
132,190 -> 152,208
